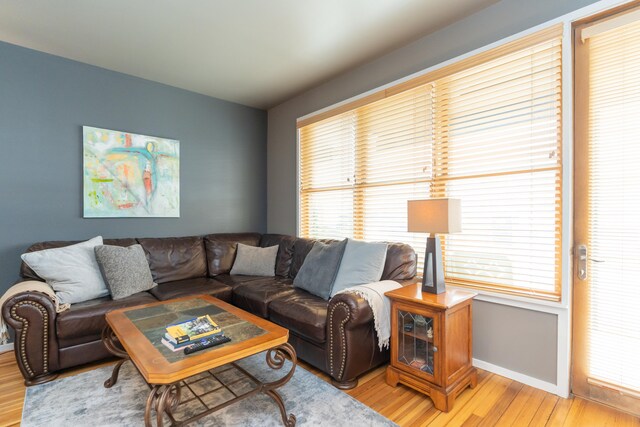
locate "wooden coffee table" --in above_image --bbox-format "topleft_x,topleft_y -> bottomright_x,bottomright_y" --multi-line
101,295 -> 296,427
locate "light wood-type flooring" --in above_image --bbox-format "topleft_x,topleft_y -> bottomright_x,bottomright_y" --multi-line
1,351 -> 638,426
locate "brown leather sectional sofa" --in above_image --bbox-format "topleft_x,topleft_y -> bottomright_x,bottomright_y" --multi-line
2,233 -> 417,388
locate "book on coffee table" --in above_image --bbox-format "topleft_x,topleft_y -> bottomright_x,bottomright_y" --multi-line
160,337 -> 194,352
165,314 -> 222,344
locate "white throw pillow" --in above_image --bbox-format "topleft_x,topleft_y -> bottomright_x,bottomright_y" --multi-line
230,243 -> 278,276
21,236 -> 109,304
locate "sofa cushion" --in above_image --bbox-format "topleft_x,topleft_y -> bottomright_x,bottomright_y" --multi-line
213,274 -> 268,289
56,291 -> 157,347
381,242 -> 417,280
204,233 -> 262,275
137,236 -> 207,283
232,277 -> 297,318
149,277 -> 232,302
21,236 -> 109,304
95,244 -> 156,300
260,234 -> 296,277
20,238 -> 138,281
230,244 -> 278,276
269,290 -> 329,344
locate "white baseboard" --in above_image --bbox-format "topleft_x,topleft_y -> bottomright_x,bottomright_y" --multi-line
0,342 -> 14,354
473,358 -> 564,397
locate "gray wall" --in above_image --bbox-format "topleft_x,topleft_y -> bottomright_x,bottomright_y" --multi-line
267,0 -> 600,383
473,301 -> 558,383
0,41 -> 267,296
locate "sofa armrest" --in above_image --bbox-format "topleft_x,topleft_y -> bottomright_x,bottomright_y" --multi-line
326,292 -> 386,388
1,284 -> 60,385
327,279 -> 414,330
328,292 -> 374,330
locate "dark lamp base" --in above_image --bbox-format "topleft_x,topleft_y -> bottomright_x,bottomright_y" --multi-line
422,235 -> 446,294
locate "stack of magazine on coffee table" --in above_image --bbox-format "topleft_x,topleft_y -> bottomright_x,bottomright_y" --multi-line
161,315 -> 223,352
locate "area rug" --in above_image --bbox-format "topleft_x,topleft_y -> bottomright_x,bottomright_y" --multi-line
22,352 -> 396,426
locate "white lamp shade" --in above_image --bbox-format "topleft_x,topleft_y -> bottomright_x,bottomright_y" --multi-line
407,198 -> 461,234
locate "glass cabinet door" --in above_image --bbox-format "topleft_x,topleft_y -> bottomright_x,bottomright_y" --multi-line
397,309 -> 435,377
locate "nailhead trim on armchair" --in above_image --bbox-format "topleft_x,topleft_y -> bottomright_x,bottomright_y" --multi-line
10,300 -> 50,377
328,301 -> 349,380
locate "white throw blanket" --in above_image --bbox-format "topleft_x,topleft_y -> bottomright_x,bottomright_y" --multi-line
0,280 -> 70,344
336,280 -> 402,351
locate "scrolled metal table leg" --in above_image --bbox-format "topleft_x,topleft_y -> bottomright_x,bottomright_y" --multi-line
265,389 -> 296,427
144,383 -> 181,427
104,359 -> 126,388
101,325 -> 130,388
145,385 -> 163,427
263,343 -> 297,427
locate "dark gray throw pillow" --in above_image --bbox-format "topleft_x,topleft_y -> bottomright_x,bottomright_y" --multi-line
293,239 -> 347,300
95,244 -> 156,300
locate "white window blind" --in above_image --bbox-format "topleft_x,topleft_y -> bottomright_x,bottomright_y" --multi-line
582,17 -> 640,394
299,86 -> 433,262
357,86 -> 433,263
299,112 -> 355,240
436,34 -> 563,299
298,26 -> 563,300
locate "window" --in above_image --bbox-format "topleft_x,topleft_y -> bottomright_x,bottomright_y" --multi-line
298,26 -> 563,300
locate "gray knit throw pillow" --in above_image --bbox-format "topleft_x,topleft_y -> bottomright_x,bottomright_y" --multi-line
95,244 -> 156,300
229,243 -> 278,276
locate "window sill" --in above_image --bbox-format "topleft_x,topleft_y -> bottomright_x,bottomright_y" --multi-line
444,284 -> 569,315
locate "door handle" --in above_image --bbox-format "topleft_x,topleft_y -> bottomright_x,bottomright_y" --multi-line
577,244 -> 588,280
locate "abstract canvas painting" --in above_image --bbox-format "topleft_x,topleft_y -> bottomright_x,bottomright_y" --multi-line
83,126 -> 180,217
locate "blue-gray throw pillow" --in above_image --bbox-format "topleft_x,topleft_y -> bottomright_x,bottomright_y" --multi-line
330,239 -> 388,297
293,239 -> 347,300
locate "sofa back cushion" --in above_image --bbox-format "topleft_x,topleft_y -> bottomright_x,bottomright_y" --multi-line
137,236 -> 207,284
381,242 -> 417,281
204,232 -> 262,276
259,234 -> 296,277
20,238 -> 137,281
288,238 -> 316,279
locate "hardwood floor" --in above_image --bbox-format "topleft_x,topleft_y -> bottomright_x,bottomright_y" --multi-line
0,352 -> 24,427
1,350 -> 638,426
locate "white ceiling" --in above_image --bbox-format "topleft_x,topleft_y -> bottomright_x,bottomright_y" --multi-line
0,0 -> 498,109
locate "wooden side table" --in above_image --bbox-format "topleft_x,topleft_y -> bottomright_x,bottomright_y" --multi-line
385,284 -> 477,412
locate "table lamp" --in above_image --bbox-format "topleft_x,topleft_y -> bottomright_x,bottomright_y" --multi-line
407,198 -> 461,294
